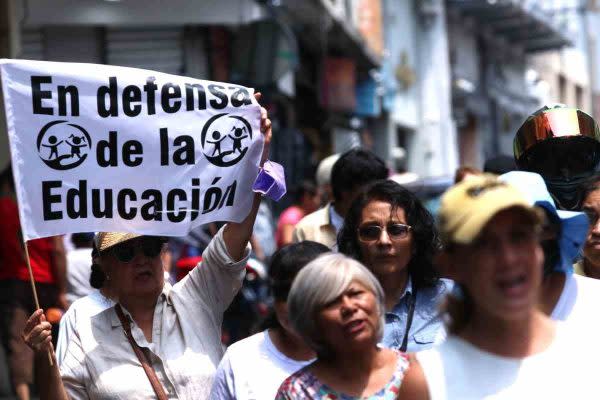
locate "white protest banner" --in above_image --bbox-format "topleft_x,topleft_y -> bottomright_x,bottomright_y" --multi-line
0,59 -> 263,241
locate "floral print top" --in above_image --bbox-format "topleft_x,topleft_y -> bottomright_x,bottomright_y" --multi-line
275,350 -> 409,400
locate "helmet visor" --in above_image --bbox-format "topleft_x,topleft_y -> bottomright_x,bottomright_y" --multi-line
514,108 -> 600,161
517,136 -> 600,179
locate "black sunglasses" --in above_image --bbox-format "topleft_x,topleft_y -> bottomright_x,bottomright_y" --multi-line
357,223 -> 412,242
112,237 -> 165,263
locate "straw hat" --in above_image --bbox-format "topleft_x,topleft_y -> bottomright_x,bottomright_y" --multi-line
94,232 -> 143,253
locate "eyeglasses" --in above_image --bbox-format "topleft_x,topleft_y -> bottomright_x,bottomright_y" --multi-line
112,237 -> 165,263
357,223 -> 412,242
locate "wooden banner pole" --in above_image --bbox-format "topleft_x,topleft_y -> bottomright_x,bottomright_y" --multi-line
22,241 -> 54,366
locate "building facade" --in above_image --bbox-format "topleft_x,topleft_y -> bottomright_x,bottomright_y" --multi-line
0,0 -> 385,200
446,0 -> 575,168
377,0 -> 458,178
1,0 -> 597,181
529,0 -> 594,115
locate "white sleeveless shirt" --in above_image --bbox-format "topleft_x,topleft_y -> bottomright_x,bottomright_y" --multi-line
416,326 -> 597,399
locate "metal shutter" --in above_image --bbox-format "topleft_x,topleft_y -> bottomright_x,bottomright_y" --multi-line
105,28 -> 184,75
19,28 -> 44,60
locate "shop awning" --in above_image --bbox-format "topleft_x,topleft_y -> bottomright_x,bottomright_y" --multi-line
281,0 -> 382,71
24,0 -> 267,27
447,0 -> 572,52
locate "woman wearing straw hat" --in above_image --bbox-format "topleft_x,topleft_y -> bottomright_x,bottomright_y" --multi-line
398,175 -> 599,399
21,102 -> 273,400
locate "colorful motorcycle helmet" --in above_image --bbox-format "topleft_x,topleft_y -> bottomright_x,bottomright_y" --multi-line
514,104 -> 600,210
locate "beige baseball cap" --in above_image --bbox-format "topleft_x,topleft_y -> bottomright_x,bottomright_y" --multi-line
438,174 -> 541,245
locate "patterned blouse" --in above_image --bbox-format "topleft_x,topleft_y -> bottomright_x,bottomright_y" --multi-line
275,350 -> 409,399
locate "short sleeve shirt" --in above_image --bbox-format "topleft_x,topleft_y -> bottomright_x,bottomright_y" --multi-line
209,330 -> 314,400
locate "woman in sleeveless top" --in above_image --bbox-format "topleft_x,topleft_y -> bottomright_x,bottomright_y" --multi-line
275,253 -> 409,399
398,175 -> 599,399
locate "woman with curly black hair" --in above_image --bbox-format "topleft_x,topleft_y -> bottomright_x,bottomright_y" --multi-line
338,179 -> 452,352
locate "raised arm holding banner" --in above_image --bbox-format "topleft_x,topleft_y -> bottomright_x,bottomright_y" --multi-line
1,59 -> 281,399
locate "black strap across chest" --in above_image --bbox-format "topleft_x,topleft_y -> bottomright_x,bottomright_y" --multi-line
399,288 -> 417,353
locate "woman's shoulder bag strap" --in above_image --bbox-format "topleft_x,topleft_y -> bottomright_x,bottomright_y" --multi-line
115,304 -> 169,400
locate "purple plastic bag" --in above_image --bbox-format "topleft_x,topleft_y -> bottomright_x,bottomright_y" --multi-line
252,160 -> 286,201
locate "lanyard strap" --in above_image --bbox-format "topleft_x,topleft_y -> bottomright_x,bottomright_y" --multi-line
399,289 -> 417,353
115,304 -> 169,400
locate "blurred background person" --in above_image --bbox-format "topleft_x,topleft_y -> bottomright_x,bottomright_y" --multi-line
483,155 -> 517,176
224,203 -> 275,344
210,241 -> 329,400
0,165 -> 67,400
576,174 -> 600,279
65,233 -> 95,307
315,153 -> 340,205
508,107 -> 600,333
55,241 -> 117,365
293,149 -> 388,248
338,180 -> 451,352
500,171 -> 600,337
170,220 -> 273,346
400,175 -> 598,399
513,104 -> 600,211
275,181 -> 321,248
276,253 -> 409,399
454,166 -> 481,183
252,200 -> 276,262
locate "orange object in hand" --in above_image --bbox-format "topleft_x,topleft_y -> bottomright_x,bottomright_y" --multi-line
45,307 -> 63,324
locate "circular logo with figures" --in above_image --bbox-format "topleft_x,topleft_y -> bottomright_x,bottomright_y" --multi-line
36,120 -> 92,170
201,113 -> 253,167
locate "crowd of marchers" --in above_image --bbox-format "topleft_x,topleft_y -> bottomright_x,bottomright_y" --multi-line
7,104 -> 600,399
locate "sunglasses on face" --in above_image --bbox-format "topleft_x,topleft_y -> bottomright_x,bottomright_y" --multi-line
357,223 -> 412,242
111,237 -> 165,263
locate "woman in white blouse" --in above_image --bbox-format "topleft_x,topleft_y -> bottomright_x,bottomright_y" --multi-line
22,101 -> 272,400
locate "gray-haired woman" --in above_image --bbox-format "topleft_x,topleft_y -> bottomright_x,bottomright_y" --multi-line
275,253 -> 409,399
